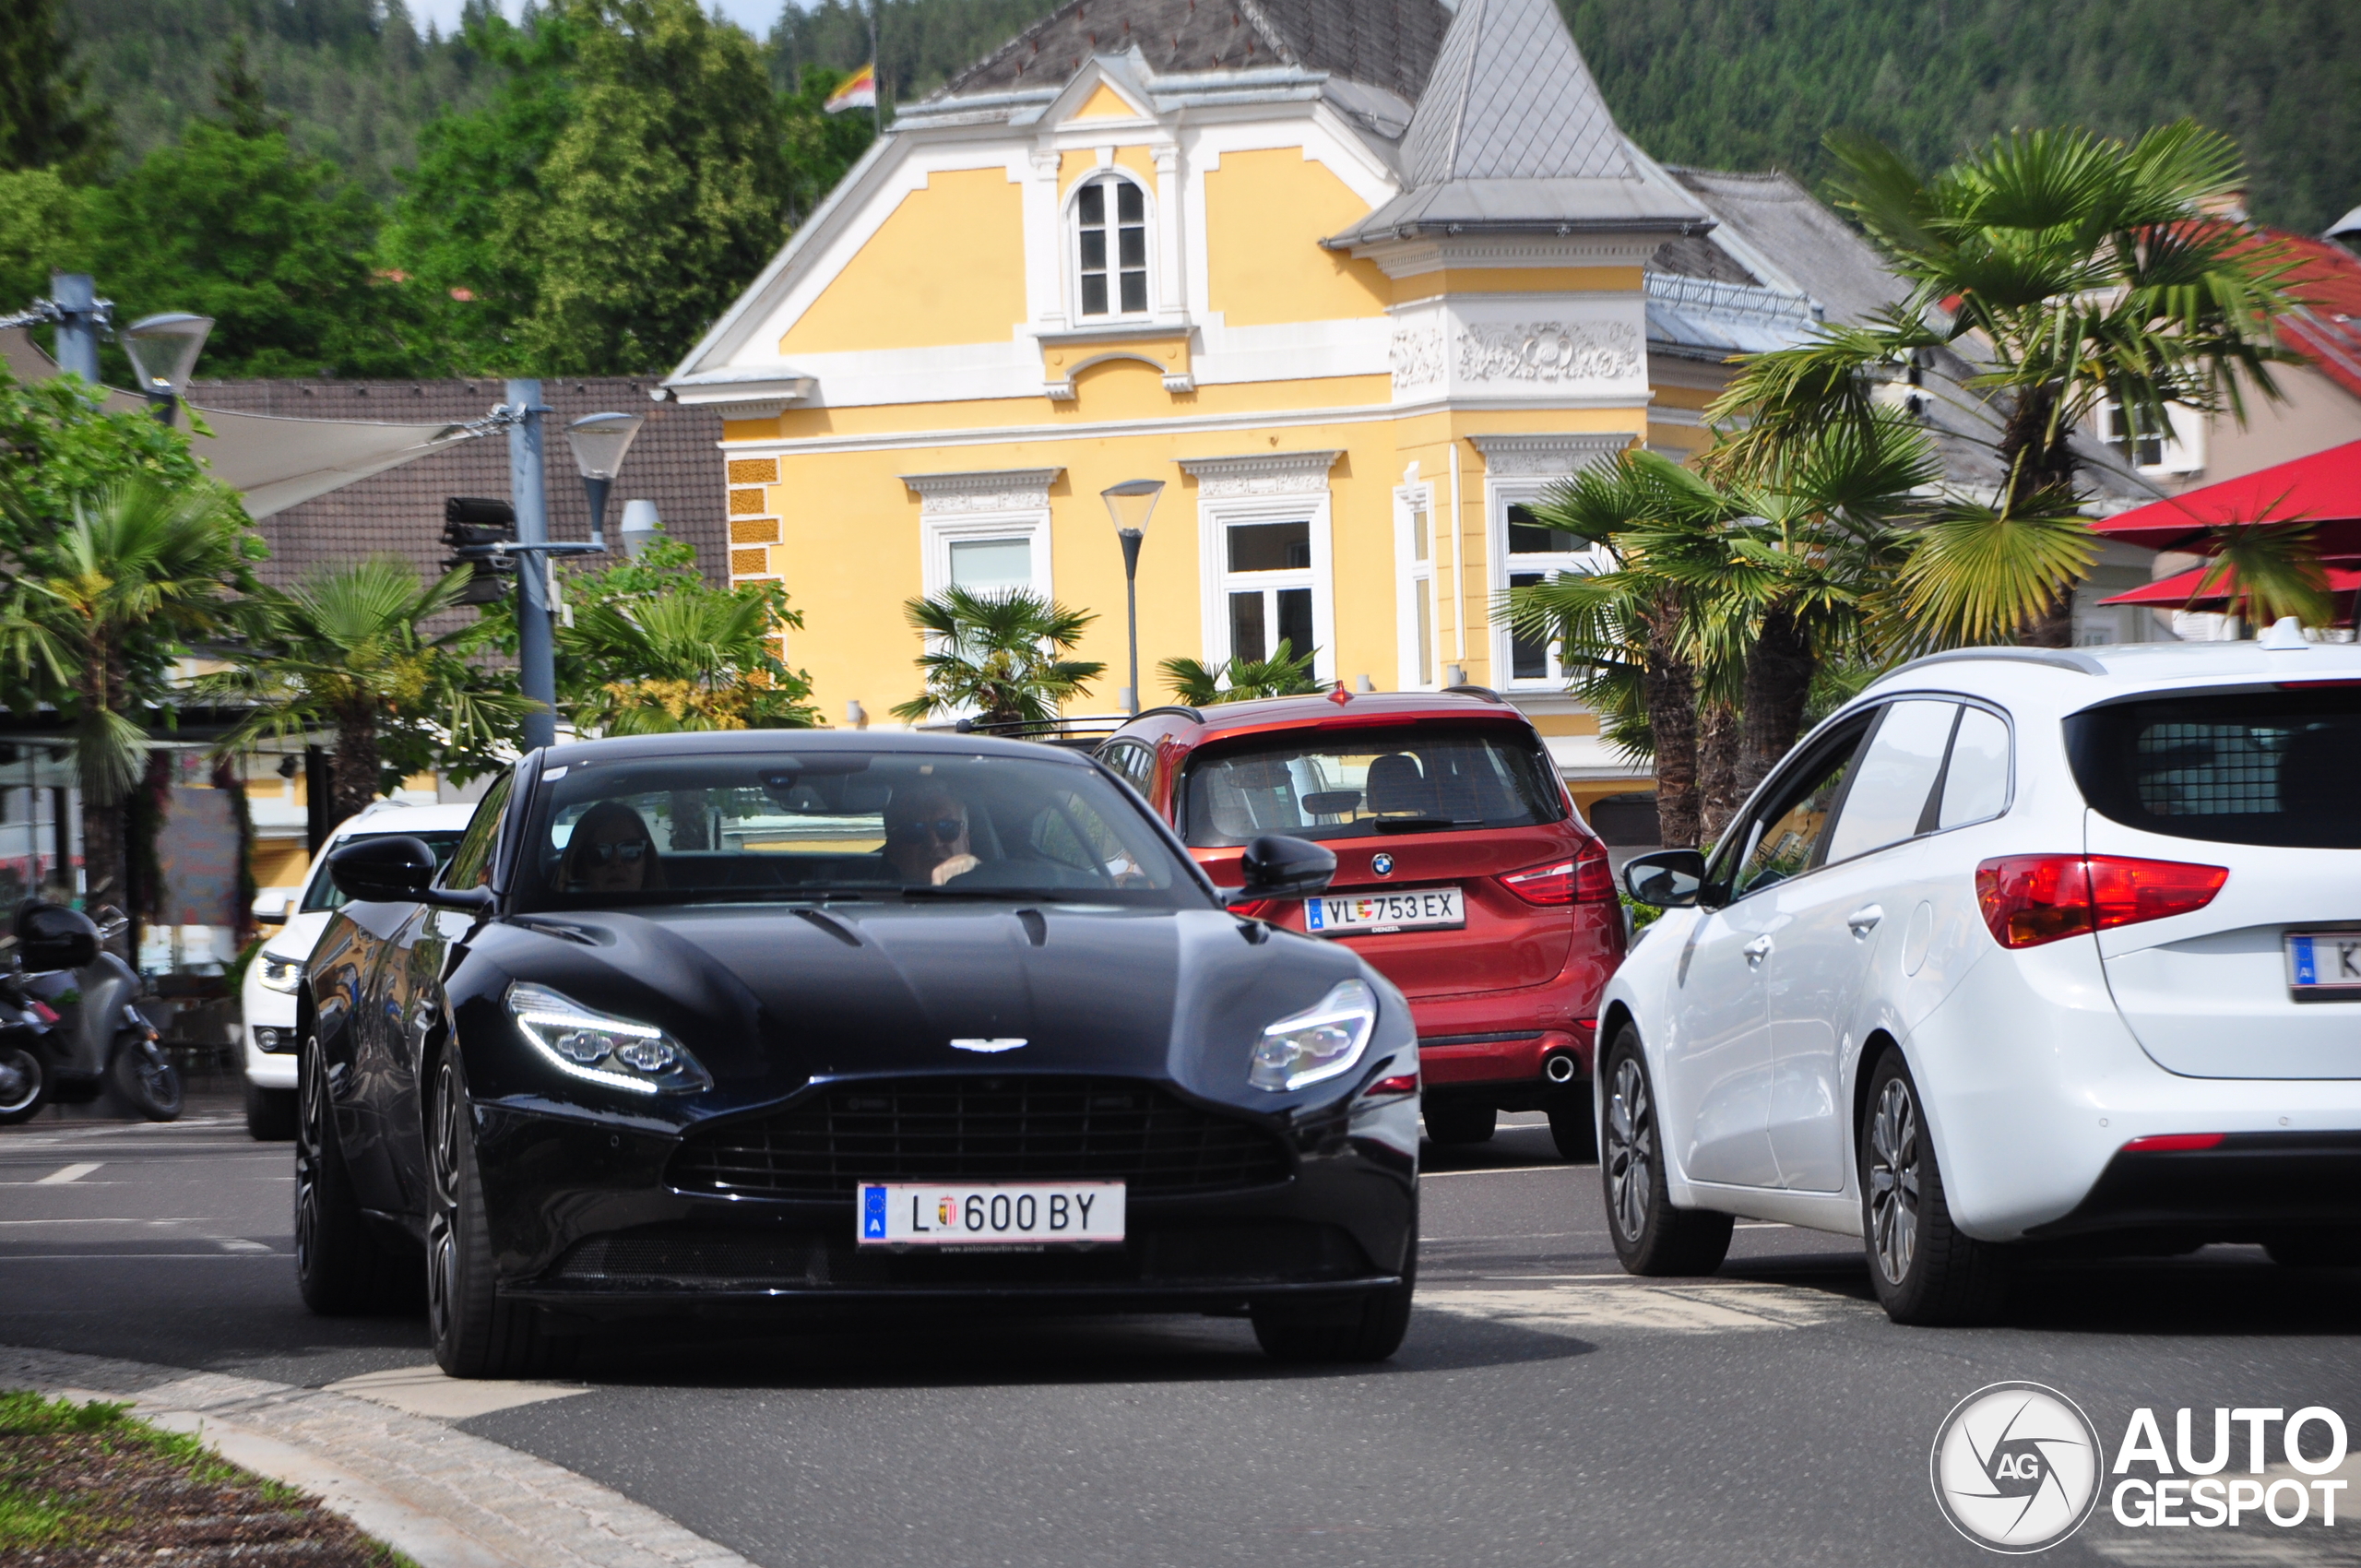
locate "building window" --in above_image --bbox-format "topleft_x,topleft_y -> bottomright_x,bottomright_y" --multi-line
920,515 -> 1051,603
2096,398 -> 2203,475
1225,519 -> 1314,662
1396,487 -> 1439,689
1074,174 -> 1148,319
948,537 -> 1034,594
1492,494 -> 1604,687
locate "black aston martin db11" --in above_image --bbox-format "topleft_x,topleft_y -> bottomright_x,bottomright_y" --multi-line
296,731 -> 1421,1376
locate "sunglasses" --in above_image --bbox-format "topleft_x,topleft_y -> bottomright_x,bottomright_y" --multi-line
584,838 -> 648,864
893,817 -> 967,845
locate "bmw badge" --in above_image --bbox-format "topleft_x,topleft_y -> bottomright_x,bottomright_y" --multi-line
1370,852 -> 1394,876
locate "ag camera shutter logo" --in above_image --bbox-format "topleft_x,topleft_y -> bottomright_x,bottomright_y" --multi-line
1930,1382 -> 2103,1553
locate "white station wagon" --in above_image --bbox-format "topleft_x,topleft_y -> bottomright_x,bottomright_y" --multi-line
1602,624 -> 2361,1323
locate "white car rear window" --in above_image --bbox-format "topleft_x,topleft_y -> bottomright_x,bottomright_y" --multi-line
2067,687 -> 2361,848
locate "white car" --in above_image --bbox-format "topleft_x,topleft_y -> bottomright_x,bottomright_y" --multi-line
241,802 -> 480,1138
1601,624 -> 2361,1324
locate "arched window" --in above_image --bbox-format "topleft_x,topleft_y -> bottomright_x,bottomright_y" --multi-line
1073,173 -> 1149,318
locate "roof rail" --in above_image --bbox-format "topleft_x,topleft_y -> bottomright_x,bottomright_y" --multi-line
1883,647 -> 2106,680
1443,683 -> 1506,703
1131,704 -> 1204,724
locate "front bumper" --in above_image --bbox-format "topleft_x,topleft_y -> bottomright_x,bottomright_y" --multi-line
474,1090 -> 1419,1319
242,1021 -> 299,1089
2025,1132 -> 2361,1244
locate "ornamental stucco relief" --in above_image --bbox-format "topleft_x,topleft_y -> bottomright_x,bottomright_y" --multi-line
1388,325 -> 1446,393
1456,319 -> 1642,385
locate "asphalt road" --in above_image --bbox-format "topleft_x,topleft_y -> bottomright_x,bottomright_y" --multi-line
6,1101 -> 2359,1567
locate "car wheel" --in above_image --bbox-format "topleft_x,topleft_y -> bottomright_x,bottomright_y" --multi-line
1858,1052 -> 2010,1325
1601,1028 -> 1732,1276
428,1052 -> 571,1379
244,1080 -> 296,1141
1252,1204 -> 1416,1363
2266,1231 -> 2361,1268
1547,1083 -> 1596,1162
0,1045 -> 47,1125
1423,1101 -> 1496,1146
295,1036 -> 416,1315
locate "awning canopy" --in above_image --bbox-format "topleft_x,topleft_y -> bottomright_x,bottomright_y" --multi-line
2089,439 -> 2361,553
2098,562 -> 2361,607
3,328 -> 476,519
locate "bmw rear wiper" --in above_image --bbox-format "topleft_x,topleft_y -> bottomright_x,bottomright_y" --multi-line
1369,815 -> 1476,834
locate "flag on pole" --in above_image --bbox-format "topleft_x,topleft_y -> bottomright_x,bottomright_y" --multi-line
824,64 -> 877,113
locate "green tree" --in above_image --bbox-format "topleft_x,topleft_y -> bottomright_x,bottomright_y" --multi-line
1159,640 -> 1322,706
1,479 -> 254,925
777,63 -> 876,226
192,558 -> 531,829
0,0 -> 113,178
552,532 -> 819,732
1716,122 -> 2301,648
891,586 -> 1103,729
0,167 -> 88,311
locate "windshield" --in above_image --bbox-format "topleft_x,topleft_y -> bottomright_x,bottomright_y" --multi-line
2066,686 -> 2361,849
303,830 -> 465,912
513,750 -> 1203,910
1178,723 -> 1567,846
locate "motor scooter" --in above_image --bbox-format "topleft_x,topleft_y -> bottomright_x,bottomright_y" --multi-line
3,901 -> 181,1123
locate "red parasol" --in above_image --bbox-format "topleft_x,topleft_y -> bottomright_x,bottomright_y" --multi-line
2088,439 -> 2361,554
2098,563 -> 2361,608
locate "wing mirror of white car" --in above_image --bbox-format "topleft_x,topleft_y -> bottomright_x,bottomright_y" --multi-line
1623,849 -> 1709,909
252,889 -> 291,924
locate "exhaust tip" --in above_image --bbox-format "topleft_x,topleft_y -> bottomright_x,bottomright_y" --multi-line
1544,1052 -> 1578,1085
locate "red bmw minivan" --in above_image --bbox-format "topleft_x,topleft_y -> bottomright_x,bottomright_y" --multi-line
1097,688 -> 1622,1158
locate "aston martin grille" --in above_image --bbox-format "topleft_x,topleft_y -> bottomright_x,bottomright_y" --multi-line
670,1076 -> 1292,1199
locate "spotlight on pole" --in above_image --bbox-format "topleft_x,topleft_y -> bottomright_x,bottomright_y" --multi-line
565,412 -> 646,551
119,313 -> 212,426
1100,479 -> 1164,716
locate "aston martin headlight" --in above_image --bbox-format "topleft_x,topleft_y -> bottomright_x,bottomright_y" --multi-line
507,982 -> 710,1095
257,954 -> 306,994
1249,979 -> 1377,1092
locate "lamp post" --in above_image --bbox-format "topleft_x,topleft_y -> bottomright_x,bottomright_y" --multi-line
119,313 -> 213,426
1099,479 -> 1163,715
564,411 -> 646,551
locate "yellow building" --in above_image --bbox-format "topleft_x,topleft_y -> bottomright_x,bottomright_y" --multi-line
665,0 -> 1753,816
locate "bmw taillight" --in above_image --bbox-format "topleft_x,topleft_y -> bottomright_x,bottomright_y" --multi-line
1501,841 -> 1616,907
1974,855 -> 2228,950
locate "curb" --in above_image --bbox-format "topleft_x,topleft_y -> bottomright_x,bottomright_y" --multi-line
2,1344 -> 758,1568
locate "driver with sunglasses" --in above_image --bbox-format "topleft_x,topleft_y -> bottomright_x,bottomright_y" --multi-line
884,786 -> 980,887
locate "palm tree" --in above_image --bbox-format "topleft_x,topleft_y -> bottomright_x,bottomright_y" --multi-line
564,590 -> 820,733
2,481 -> 251,919
1715,120 -> 2302,647
195,558 -> 530,830
890,586 -> 1104,728
1158,639 -> 1322,705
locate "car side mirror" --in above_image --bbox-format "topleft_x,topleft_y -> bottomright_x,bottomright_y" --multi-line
1623,849 -> 1708,909
12,902 -> 100,970
1228,834 -> 1336,906
329,835 -> 438,904
252,889 -> 291,924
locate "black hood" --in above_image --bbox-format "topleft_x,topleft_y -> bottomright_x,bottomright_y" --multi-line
455,901 -> 1379,1119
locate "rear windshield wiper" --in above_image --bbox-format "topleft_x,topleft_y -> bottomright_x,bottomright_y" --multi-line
1369,815 -> 1477,834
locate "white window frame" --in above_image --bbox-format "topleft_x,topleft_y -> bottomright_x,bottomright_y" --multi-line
901,468 -> 1062,604
924,511 -> 1052,601
2095,398 -> 2205,476
1394,482 -> 1441,690
1489,477 -> 1610,690
1066,170 -> 1155,324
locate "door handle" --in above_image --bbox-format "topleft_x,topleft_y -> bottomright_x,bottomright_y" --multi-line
1742,935 -> 1774,967
1846,904 -> 1884,938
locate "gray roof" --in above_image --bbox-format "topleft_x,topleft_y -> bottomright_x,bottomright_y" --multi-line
1664,167 -> 1904,328
1324,0 -> 1708,245
940,0 -> 1452,102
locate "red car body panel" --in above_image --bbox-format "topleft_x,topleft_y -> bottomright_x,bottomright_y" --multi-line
1102,691 -> 1624,1103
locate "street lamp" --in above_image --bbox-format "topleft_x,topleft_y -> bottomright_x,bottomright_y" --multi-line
1100,479 -> 1164,715
565,411 -> 646,551
120,313 -> 212,426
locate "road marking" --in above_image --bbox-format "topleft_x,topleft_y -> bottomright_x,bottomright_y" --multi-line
1422,1280 -> 1871,1335
35,1162 -> 102,1184
325,1364 -> 593,1420
217,1239 -> 276,1253
1418,1165 -> 1573,1179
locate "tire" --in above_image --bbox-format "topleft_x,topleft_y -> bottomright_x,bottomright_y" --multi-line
2266,1231 -> 2361,1268
1548,1084 -> 1597,1162
0,1045 -> 47,1125
244,1080 -> 297,1142
1601,1028 -> 1732,1276
1859,1052 -> 2010,1325
1423,1101 -> 1496,1146
1252,1204 -> 1416,1363
295,1035 -> 418,1315
112,1038 -> 181,1122
428,1052 -> 570,1378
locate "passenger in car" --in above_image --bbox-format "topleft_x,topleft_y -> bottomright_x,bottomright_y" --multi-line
562,802 -> 666,895
884,786 -> 979,885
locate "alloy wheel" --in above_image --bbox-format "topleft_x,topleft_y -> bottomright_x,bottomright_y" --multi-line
1868,1077 -> 1921,1284
1605,1056 -> 1655,1241
426,1058 -> 463,1348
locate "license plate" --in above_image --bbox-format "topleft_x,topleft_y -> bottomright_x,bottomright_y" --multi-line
2286,932 -> 2361,994
856,1182 -> 1125,1246
1304,886 -> 1465,936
